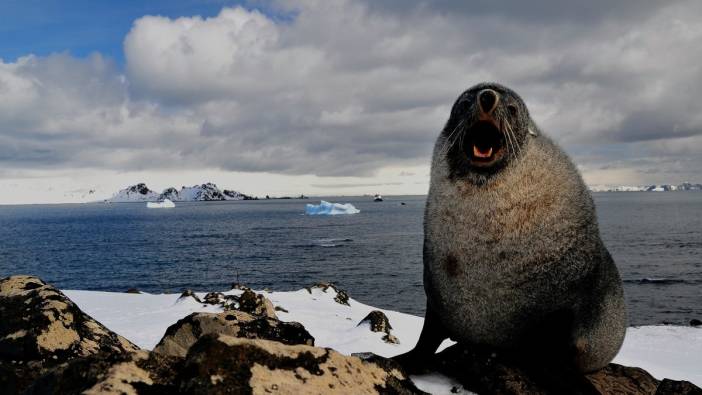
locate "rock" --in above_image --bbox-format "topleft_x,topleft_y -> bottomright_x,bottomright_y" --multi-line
358,310 -> 399,344
125,288 -> 140,294
405,342 -> 702,395
275,306 -> 289,313
587,364 -> 659,394
0,275 -> 139,394
306,282 -> 350,306
359,310 -> 393,333
230,282 -> 249,291
153,311 -> 314,358
656,379 -> 702,395
202,292 -> 224,305
177,289 -> 201,303
32,336 -> 424,394
26,349 -> 183,394
178,335 -> 425,394
690,319 -> 702,327
237,289 -> 277,319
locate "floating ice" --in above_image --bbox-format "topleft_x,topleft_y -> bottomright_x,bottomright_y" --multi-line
305,200 -> 360,215
146,199 -> 175,209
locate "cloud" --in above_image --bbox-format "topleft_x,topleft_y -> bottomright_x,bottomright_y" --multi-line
0,0 -> 701,188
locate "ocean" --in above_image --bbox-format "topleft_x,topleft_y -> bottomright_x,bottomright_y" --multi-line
0,192 -> 700,326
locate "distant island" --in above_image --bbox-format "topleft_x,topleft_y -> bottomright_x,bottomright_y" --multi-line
102,181 -> 702,203
105,183 -> 255,202
588,182 -> 702,192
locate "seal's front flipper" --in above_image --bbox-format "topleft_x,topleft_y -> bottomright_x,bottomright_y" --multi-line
392,304 -> 448,373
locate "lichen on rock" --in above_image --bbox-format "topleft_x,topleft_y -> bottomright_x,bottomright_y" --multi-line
358,310 -> 400,344
153,311 -> 314,358
0,275 -> 139,394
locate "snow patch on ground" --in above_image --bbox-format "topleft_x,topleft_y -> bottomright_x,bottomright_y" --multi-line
64,288 -> 702,393
305,200 -> 360,215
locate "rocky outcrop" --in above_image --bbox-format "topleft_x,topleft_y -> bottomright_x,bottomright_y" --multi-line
411,342 -> 702,395
306,282 -> 350,306
153,311 -> 314,358
3,277 -> 422,394
358,310 -> 399,344
0,275 -> 139,394
4,276 -> 701,394
180,335 -> 423,394
236,289 -> 278,319
29,336 -> 424,395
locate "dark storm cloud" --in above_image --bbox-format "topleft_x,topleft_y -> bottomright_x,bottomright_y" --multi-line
1,0 -> 701,183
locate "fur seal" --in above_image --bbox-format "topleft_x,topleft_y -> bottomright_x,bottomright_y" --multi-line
395,82 -> 626,373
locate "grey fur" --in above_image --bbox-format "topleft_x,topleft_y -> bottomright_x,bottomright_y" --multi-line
424,82 -> 626,372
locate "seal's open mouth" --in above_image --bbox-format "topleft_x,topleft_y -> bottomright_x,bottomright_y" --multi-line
466,121 -> 505,166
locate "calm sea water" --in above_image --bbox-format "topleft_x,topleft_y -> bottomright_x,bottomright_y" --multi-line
0,193 -> 700,326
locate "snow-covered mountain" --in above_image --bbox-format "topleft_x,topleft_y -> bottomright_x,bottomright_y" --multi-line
105,183 -> 252,202
589,182 -> 702,192
106,183 -> 161,202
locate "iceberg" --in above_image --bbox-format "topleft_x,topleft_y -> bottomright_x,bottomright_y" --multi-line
305,200 -> 360,215
146,199 -> 176,209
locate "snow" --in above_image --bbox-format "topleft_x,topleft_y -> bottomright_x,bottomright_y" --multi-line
146,199 -> 175,209
63,288 -> 702,393
106,183 -> 161,202
104,182 -> 249,203
305,200 -> 360,215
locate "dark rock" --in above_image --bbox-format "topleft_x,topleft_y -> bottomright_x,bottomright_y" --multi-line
306,282 -> 350,306
394,342 -> 702,395
690,319 -> 702,327
358,310 -> 399,344
359,310 -> 393,333
0,275 -> 139,394
237,289 -> 277,318
588,363 -> 659,394
178,335 -> 425,394
177,289 -> 201,303
25,350 -> 181,394
656,379 -> 702,395
230,282 -> 249,291
153,311 -> 314,358
125,288 -> 140,294
202,292 -> 224,305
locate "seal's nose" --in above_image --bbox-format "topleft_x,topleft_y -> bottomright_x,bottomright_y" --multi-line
478,89 -> 499,114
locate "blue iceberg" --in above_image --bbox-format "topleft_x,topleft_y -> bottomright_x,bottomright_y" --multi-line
305,200 -> 360,215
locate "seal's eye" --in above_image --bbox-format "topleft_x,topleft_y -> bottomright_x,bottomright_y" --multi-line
507,105 -> 518,116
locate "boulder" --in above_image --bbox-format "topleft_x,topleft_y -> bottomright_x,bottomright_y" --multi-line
407,342 -> 702,395
178,335 -> 424,394
358,310 -> 399,344
25,351 -> 160,395
236,289 -> 277,319
29,336 -> 424,394
0,275 -> 138,394
153,311 -> 314,358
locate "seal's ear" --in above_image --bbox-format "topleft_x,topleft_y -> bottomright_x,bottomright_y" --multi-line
528,121 -> 539,136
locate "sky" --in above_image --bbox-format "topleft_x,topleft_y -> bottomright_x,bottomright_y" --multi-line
1,0 -> 701,203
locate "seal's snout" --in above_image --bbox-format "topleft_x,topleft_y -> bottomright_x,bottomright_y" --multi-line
478,89 -> 499,114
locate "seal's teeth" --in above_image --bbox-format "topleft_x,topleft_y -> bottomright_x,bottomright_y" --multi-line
473,145 -> 493,158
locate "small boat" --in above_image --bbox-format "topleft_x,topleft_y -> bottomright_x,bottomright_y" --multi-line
373,194 -> 383,202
